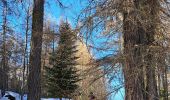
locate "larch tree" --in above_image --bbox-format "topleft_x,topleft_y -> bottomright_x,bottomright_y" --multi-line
79,0 -> 170,99
112,0 -> 160,99
27,0 -> 44,100
144,0 -> 160,99
122,0 -> 146,99
0,0 -> 9,96
21,0 -> 32,99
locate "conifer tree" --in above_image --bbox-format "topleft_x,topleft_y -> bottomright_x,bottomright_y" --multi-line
46,21 -> 79,99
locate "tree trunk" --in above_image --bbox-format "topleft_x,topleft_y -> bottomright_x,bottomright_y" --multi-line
145,0 -> 159,99
123,4 -> 146,99
1,0 -> 8,96
157,72 -> 161,98
28,0 -> 44,100
21,5 -> 30,100
163,67 -> 168,100
161,55 -> 168,100
145,52 -> 158,100
123,45 -> 146,100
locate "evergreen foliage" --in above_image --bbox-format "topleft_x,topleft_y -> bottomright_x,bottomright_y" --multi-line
46,21 -> 80,99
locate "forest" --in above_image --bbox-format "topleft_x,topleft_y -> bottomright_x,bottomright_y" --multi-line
0,0 -> 170,100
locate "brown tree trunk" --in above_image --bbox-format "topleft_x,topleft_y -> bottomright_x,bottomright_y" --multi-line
157,72 -> 161,98
161,55 -> 168,100
123,45 -> 146,100
145,52 -> 158,100
28,0 -> 44,100
163,67 -> 168,100
1,0 -> 8,96
145,0 -> 159,99
123,0 -> 161,99
21,5 -> 30,100
123,2 -> 146,98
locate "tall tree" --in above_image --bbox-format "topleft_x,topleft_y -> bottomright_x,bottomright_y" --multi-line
123,0 -> 160,99
27,0 -> 44,100
21,1 -> 32,99
122,1 -> 146,99
79,0 -> 168,99
144,0 -> 159,99
0,0 -> 9,96
46,22 -> 79,100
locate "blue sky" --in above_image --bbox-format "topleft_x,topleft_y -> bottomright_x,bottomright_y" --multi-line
47,0 -> 125,100
44,0 -> 85,27
0,0 -> 125,99
44,1 -> 125,100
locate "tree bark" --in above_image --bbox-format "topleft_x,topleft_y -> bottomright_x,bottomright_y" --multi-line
21,5 -> 30,100
123,3 -> 146,99
145,52 -> 158,100
28,0 -> 44,100
1,0 -> 8,96
160,54 -> 168,100
145,0 -> 159,99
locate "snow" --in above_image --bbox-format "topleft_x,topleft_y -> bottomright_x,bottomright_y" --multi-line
41,98 -> 69,100
0,91 -> 70,100
0,91 -> 21,100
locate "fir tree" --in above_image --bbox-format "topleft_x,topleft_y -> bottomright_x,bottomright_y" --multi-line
46,21 -> 79,99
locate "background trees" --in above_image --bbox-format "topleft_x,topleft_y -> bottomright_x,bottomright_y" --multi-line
0,0 -> 25,96
0,0 -> 170,100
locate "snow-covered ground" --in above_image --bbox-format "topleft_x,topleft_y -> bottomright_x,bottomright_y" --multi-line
0,91 -> 21,100
0,91 -> 70,100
